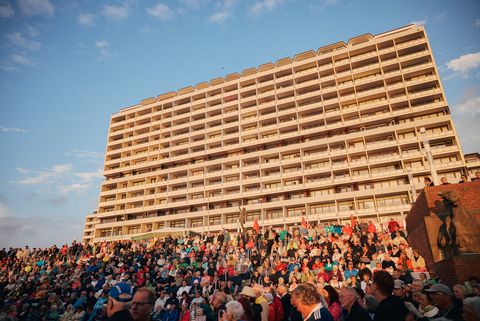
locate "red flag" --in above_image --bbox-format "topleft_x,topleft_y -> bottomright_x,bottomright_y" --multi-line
302,216 -> 308,228
253,219 -> 260,233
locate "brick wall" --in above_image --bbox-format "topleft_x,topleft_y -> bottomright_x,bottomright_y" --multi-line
432,254 -> 480,286
407,181 -> 480,268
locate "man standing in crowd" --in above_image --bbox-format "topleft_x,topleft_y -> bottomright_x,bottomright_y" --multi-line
425,284 -> 464,321
107,282 -> 135,321
131,287 -> 155,321
277,285 -> 292,321
339,286 -> 371,321
291,284 -> 333,321
371,270 -> 408,321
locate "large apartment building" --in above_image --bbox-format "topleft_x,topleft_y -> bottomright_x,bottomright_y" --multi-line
83,24 -> 478,243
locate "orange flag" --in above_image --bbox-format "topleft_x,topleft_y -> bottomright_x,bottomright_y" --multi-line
302,216 -> 308,228
253,219 -> 260,233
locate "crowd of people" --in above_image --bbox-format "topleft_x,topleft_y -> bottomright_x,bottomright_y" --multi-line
1,218 -> 479,321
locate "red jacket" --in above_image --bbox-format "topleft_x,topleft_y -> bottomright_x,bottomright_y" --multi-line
272,297 -> 284,321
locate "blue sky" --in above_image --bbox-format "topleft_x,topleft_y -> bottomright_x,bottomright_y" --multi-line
0,0 -> 479,248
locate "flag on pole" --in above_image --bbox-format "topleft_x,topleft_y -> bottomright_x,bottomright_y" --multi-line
253,219 -> 260,233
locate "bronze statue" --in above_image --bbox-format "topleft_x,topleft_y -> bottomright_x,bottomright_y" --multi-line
437,191 -> 480,257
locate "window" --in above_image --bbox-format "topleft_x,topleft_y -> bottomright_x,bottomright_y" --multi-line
287,207 -> 304,217
246,212 -> 261,222
225,214 -> 239,224
209,216 -> 222,226
191,219 -> 203,227
376,194 -> 409,208
171,220 -> 186,228
338,201 -> 355,212
266,209 -> 283,220
128,225 -> 141,235
357,199 -> 375,210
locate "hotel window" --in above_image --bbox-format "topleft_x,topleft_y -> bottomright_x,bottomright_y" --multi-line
376,194 -> 409,208
191,218 -> 203,227
246,198 -> 262,204
338,201 -> 355,212
287,207 -> 305,217
265,182 -> 281,189
100,229 -> 112,238
310,203 -> 337,214
285,179 -> 301,186
246,212 -> 261,222
357,199 -> 375,210
311,189 -> 333,197
266,209 -> 283,220
133,180 -> 145,186
128,225 -> 141,235
283,152 -> 300,159
191,193 -> 203,200
284,166 -> 301,173
434,155 -> 458,165
225,214 -> 239,224
171,220 -> 186,228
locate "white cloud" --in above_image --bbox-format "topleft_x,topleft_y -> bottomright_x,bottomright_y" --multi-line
0,1 -> 14,18
207,11 -> 230,23
10,53 -> 34,66
147,3 -> 174,20
411,18 -> 427,26
250,0 -> 285,15
15,163 -> 74,186
77,13 -> 96,26
18,0 -> 55,16
59,183 -> 91,194
455,96 -> 480,116
102,4 -> 129,21
207,0 -> 235,23
309,0 -> 341,11
95,39 -> 109,48
25,25 -> 40,37
14,163 -> 103,196
180,0 -> 210,9
74,169 -> 103,182
476,19 -> 480,28
65,149 -> 103,160
95,40 -> 111,61
16,167 -> 30,174
6,31 -> 41,51
446,52 -> 480,77
0,126 -> 27,133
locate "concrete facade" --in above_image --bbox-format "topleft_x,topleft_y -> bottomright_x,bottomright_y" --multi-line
83,25 -> 479,243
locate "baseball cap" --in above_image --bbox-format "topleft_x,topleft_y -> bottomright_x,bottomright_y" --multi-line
108,282 -> 133,302
424,284 -> 452,296
394,279 -> 405,289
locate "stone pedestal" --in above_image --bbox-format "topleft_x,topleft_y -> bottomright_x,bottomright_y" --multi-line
431,254 -> 480,285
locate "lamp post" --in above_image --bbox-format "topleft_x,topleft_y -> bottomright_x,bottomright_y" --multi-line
419,127 -> 440,185
407,167 -> 417,202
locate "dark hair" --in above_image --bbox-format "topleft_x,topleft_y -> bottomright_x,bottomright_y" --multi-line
373,270 -> 394,296
424,177 -> 432,182
323,285 -> 339,305
238,296 -> 255,321
354,287 -> 365,300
